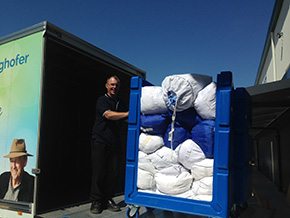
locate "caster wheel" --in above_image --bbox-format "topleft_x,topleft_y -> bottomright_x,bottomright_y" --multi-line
126,206 -> 139,218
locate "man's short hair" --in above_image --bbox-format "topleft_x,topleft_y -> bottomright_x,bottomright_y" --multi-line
107,75 -> 120,85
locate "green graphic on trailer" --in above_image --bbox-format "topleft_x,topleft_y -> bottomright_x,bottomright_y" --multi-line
0,31 -> 43,175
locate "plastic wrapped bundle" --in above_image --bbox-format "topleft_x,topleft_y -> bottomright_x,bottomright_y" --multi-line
191,120 -> 215,158
176,139 -> 206,170
194,82 -> 216,120
141,86 -> 168,115
161,73 -> 212,112
139,133 -> 164,154
140,113 -> 170,135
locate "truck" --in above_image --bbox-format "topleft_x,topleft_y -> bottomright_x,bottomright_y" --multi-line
0,21 -> 146,218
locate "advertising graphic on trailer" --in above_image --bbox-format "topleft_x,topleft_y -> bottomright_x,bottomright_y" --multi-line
0,31 -> 43,203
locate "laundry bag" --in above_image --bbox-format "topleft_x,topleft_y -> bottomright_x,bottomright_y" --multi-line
191,120 -> 215,158
194,82 -> 216,120
161,73 -> 212,112
141,86 -> 168,115
140,113 -> 170,135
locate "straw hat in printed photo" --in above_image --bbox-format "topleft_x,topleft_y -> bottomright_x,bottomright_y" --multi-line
4,139 -> 33,158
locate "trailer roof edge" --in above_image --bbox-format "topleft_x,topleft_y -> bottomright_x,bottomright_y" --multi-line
0,21 -> 46,46
44,21 -> 146,78
0,21 -> 146,78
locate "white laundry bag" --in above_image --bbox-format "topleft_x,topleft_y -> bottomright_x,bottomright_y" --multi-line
141,86 -> 168,115
138,151 -> 156,174
155,171 -> 193,195
149,146 -> 179,170
157,164 -> 188,176
139,133 -> 164,154
137,168 -> 156,190
191,176 -> 213,196
176,139 -> 206,170
161,73 -> 212,112
194,82 -> 216,120
190,158 -> 214,180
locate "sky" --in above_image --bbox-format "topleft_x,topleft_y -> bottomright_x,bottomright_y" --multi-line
1,0 -> 276,88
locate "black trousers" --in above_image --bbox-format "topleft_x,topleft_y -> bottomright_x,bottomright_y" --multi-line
90,140 -> 120,202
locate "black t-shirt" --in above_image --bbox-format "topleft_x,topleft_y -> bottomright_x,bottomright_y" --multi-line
92,94 -> 127,147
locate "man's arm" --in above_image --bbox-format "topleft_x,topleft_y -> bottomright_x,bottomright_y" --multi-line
104,110 -> 129,121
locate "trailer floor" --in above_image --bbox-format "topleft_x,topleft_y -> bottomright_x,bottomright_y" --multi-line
38,167 -> 290,218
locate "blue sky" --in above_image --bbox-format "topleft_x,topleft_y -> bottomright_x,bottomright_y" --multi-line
1,0 -> 275,88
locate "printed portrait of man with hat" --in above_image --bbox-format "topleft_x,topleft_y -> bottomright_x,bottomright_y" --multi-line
0,139 -> 35,202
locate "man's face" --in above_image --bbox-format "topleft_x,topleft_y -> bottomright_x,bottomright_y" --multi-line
10,156 -> 27,182
106,77 -> 120,98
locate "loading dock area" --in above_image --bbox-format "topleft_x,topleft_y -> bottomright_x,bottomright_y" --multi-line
247,78 -> 290,194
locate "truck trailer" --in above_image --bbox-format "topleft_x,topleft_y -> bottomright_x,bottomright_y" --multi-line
0,21 -> 146,218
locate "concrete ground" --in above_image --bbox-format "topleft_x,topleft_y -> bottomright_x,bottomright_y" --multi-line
37,167 -> 290,218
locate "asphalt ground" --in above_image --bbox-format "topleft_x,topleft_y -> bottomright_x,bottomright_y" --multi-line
38,167 -> 290,218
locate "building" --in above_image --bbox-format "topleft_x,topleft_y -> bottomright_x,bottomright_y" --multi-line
247,0 -> 290,195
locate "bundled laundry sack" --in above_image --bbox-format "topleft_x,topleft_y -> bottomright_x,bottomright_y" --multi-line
139,133 -> 164,154
194,82 -> 216,120
141,86 -> 168,115
157,164 -> 189,176
155,171 -> 193,195
191,120 -> 215,158
168,107 -> 201,131
149,146 -> 179,170
191,176 -> 213,196
176,139 -> 206,170
140,113 -> 170,135
163,121 -> 191,150
190,158 -> 214,180
161,73 -> 212,112
138,151 -> 156,174
137,168 -> 156,190
138,150 -> 150,162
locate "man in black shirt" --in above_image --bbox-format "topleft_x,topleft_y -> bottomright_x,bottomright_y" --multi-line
90,75 -> 129,214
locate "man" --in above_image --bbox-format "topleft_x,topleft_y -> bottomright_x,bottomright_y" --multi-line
0,139 -> 34,202
90,75 -> 129,214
